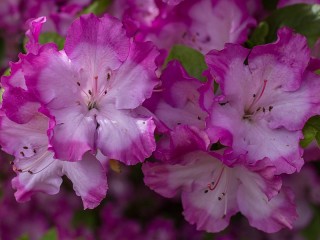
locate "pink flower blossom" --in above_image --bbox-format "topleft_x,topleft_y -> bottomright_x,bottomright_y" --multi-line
144,60 -> 207,133
143,126 -> 297,233
24,14 -> 159,164
202,28 -> 320,174
0,111 -> 107,209
110,0 -> 256,54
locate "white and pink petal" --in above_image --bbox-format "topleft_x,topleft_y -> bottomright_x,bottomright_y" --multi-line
96,105 -> 156,165
62,152 -> 107,209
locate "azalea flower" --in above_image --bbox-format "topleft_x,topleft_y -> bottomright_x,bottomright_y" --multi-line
144,60 -> 207,132
109,0 -> 256,54
0,111 -> 107,209
23,14 -> 159,164
202,28 -> 320,174
143,126 -> 297,233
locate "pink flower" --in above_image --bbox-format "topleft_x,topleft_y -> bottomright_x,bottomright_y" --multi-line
0,0 -> 90,73
0,111 -> 107,209
144,60 -> 207,132
143,126 -> 297,233
202,28 -> 320,174
110,0 -> 256,54
24,14 -> 159,164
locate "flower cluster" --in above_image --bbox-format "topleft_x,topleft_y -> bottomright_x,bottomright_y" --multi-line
1,0 -> 320,238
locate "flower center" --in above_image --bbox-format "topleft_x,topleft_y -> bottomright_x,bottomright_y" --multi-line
204,165 -> 229,218
242,79 -> 274,121
75,70 -> 112,111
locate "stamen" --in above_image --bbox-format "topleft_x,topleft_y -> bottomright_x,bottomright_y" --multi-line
153,88 -> 164,92
14,149 -> 50,174
207,167 -> 225,191
94,76 -> 98,95
245,79 -> 268,117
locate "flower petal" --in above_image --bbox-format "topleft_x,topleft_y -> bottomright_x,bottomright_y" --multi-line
12,150 -> 63,202
96,105 -> 156,165
106,41 -> 159,109
64,14 -> 130,71
62,152 -> 107,209
237,186 -> 297,233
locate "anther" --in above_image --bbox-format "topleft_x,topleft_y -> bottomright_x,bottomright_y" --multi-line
77,82 -> 81,86
219,102 -> 228,106
20,152 -> 25,157
197,116 -> 201,120
88,90 -> 92,95
23,146 -> 28,149
269,106 -> 273,111
33,149 -> 37,154
107,73 -> 111,80
28,170 -> 33,174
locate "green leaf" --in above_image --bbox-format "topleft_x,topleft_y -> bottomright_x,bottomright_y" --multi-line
18,234 -> 30,240
0,88 -> 4,103
301,208 -> 320,240
306,115 -> 320,129
166,45 -> 208,81
39,32 -> 65,50
301,115 -> 320,148
2,68 -> 10,77
247,21 -> 269,47
81,0 -> 111,15
315,131 -> 320,147
41,229 -> 57,240
264,4 -> 320,47
301,124 -> 317,148
315,69 -> 320,75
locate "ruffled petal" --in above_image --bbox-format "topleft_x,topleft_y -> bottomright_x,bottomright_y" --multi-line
25,16 -> 46,54
12,149 -> 63,202
62,152 -> 107,209
0,113 -> 48,158
48,106 -> 96,161
248,27 -> 310,91
238,186 -> 297,233
64,14 -> 130,71
145,61 -> 207,131
106,41 -> 159,109
96,105 -> 156,165
143,151 -> 239,232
